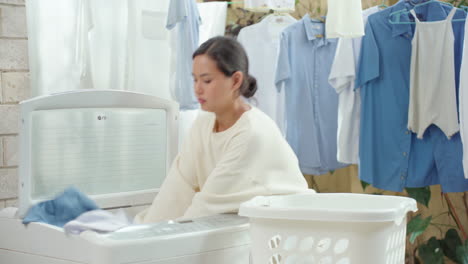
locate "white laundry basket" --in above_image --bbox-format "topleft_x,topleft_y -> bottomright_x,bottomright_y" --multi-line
239,193 -> 417,264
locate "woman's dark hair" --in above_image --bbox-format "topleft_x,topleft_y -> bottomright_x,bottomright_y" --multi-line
193,36 -> 257,98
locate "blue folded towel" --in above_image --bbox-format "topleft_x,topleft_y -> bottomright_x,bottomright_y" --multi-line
23,186 -> 99,227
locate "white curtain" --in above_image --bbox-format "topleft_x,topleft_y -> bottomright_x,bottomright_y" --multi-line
26,0 -> 172,100
27,0 -> 89,96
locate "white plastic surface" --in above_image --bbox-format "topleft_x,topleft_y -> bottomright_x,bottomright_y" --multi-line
18,90 -> 179,217
239,193 -> 417,264
240,193 -> 417,223
0,213 -> 251,264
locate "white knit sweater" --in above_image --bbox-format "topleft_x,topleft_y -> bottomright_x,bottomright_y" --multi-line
135,107 -> 309,223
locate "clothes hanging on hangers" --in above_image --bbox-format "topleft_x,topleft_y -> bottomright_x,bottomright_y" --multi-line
167,0 -> 201,110
460,17 -> 468,179
407,7 -> 459,139
355,0 -> 468,192
275,15 -> 347,175
237,13 -> 297,135
328,5 -> 380,165
197,1 -> 227,45
126,0 -> 173,100
243,0 -> 295,13
389,0 -> 466,24
326,0 -> 365,38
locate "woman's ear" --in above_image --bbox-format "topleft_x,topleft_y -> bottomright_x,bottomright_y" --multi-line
231,71 -> 244,92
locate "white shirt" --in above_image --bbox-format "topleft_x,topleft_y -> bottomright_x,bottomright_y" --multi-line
125,0 -> 172,100
326,0 -> 364,38
459,15 -> 468,179
237,14 -> 297,134
135,107 -> 309,223
197,2 -> 227,45
328,6 -> 379,164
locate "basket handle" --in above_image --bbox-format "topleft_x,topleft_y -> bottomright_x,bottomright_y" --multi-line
394,199 -> 418,225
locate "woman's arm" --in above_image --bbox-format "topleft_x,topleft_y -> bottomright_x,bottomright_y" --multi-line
134,126 -> 199,223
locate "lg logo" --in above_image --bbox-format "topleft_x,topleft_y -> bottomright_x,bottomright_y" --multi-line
97,115 -> 107,120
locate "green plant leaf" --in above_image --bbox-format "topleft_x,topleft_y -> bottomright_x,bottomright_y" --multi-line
440,229 -> 462,262
418,237 -> 444,264
295,0 -> 299,5
361,180 -> 370,191
407,215 -> 432,244
406,187 -> 431,207
456,239 -> 468,264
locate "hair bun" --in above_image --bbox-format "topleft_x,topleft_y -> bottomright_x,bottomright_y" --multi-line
243,75 -> 257,98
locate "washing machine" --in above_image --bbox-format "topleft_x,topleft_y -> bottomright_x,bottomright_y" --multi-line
0,90 -> 251,264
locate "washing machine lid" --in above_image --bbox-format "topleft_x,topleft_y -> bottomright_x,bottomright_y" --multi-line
17,90 -> 179,217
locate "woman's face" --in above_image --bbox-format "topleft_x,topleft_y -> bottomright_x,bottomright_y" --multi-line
192,54 -> 242,113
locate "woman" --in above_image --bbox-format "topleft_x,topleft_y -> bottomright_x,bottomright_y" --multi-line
135,37 -> 309,223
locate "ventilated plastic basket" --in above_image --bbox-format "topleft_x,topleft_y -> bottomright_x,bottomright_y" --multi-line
239,193 -> 417,264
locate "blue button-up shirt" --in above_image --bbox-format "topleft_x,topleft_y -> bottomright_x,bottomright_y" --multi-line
167,0 -> 200,110
356,1 -> 468,192
275,15 -> 346,175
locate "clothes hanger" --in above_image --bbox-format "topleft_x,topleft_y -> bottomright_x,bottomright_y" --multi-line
269,10 -> 295,24
379,0 -> 388,9
388,0 -> 466,24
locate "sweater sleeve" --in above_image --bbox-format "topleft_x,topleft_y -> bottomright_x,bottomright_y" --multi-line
134,124 -> 199,223
182,129 -> 266,219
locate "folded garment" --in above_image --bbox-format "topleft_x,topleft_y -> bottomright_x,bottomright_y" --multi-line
23,186 -> 99,227
64,209 -> 131,235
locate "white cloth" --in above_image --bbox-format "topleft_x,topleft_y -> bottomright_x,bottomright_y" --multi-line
135,107 -> 309,223
237,14 -> 297,135
328,6 -> 379,164
460,16 -> 468,179
326,0 -> 364,38
408,8 -> 459,139
64,209 -> 131,235
197,2 -> 227,45
125,0 -> 172,100
76,0 -> 94,89
88,0 -> 127,91
27,0 -> 94,96
244,0 -> 295,12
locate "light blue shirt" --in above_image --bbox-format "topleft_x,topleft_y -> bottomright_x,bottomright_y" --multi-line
167,0 -> 201,110
356,1 -> 468,192
275,15 -> 347,175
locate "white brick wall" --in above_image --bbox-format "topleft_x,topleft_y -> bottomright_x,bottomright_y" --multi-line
0,1 -> 28,203
2,71 -> 30,103
0,39 -> 28,70
0,168 -> 18,199
0,104 -> 20,134
0,5 -> 27,37
0,138 -> 3,167
5,198 -> 17,207
0,1 -> 25,5
4,136 -> 18,166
